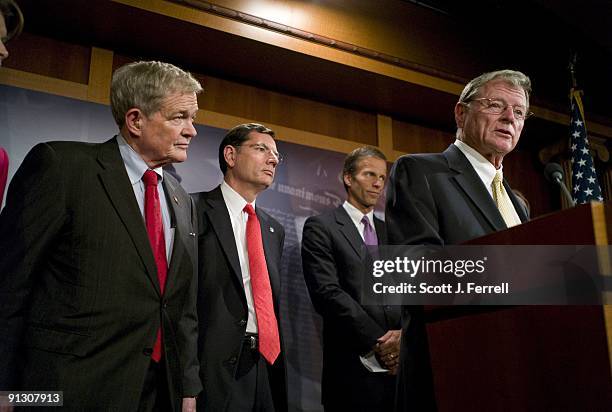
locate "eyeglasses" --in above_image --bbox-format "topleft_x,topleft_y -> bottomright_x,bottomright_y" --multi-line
238,143 -> 284,164
465,98 -> 533,120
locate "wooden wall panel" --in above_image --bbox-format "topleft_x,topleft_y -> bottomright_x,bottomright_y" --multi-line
392,119 -> 454,154
504,150 -> 555,217
3,32 -> 90,84
196,75 -> 378,144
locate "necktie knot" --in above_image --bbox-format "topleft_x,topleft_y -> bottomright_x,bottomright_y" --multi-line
142,170 -> 158,187
361,215 -> 371,228
493,171 -> 503,186
243,204 -> 256,216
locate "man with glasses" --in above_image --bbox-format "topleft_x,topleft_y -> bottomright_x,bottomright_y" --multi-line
192,123 -> 286,411
386,70 -> 531,410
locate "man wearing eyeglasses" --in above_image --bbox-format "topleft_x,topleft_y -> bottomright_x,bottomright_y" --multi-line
385,70 -> 531,411
191,123 -> 286,411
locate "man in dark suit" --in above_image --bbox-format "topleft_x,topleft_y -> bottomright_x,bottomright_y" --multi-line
386,69 -> 532,411
301,146 -> 401,411
0,61 -> 203,411
192,123 -> 286,411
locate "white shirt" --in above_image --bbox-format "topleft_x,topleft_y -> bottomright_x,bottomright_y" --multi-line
454,139 -> 500,199
117,134 -> 174,262
454,139 -> 520,217
220,180 -> 258,334
342,200 -> 377,241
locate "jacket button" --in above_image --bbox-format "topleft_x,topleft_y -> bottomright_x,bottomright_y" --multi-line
143,348 -> 153,356
237,319 -> 247,326
228,356 -> 237,365
162,301 -> 168,309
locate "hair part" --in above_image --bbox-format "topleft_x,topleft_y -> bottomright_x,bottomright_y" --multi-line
458,69 -> 532,108
0,0 -> 24,42
218,123 -> 276,175
110,60 -> 202,128
342,146 -> 387,191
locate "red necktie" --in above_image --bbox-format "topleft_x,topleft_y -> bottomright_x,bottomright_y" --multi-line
143,170 -> 168,363
243,204 -> 280,364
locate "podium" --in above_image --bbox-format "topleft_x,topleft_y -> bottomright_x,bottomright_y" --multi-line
425,202 -> 612,410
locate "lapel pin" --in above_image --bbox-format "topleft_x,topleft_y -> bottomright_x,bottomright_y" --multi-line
173,196 -> 179,204
269,227 -> 274,233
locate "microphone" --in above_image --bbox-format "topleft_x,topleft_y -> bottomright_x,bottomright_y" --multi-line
544,162 -> 575,207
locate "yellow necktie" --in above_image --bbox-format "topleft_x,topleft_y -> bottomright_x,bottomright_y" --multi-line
492,171 -> 521,228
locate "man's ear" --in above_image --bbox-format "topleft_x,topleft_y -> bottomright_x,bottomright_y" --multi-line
343,173 -> 352,188
223,145 -> 237,169
454,102 -> 466,129
125,108 -> 143,136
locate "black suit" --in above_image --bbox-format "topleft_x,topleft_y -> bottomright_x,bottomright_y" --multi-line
0,138 -> 201,410
301,205 -> 400,411
385,144 -> 529,411
192,186 -> 287,411
386,144 -> 528,247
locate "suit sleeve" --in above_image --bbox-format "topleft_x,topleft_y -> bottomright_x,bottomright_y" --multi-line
0,143 -> 67,389
385,155 -> 444,246
301,217 -> 385,353
178,196 -> 203,397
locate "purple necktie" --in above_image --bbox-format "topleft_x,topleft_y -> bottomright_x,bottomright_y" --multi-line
361,215 -> 378,246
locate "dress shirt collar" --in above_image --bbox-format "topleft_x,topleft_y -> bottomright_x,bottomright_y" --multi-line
221,180 -> 256,217
454,139 -> 501,194
342,200 -> 375,235
117,133 -> 164,183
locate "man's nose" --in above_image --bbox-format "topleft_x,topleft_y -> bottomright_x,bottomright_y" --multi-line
0,41 -> 9,64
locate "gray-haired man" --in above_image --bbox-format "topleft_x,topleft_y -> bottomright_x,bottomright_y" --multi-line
0,61 -> 203,411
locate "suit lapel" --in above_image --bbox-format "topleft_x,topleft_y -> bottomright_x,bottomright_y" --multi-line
444,145 -> 506,232
205,187 -> 243,288
256,208 -> 281,301
96,137 -> 160,295
373,215 -> 387,245
334,206 -> 365,259
162,173 -> 188,293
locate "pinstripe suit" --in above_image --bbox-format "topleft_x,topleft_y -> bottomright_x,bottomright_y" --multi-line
0,138 -> 201,411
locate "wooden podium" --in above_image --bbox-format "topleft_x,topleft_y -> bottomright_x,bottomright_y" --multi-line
425,202 -> 612,411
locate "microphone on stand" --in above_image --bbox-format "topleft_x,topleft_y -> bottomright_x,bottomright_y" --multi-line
544,162 -> 576,207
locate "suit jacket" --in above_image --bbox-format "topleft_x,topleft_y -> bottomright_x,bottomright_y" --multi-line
386,144 -> 529,247
385,144 -> 529,411
301,205 -> 400,409
0,138 -> 201,411
191,186 -> 287,411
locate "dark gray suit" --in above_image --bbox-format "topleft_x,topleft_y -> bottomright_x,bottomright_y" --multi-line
301,205 -> 400,411
0,138 -> 201,410
386,144 -> 528,247
192,186 -> 287,411
386,143 -> 529,411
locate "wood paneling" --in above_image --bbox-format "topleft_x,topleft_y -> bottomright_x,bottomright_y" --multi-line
392,119 -> 454,154
3,32 -> 90,84
196,75 -> 378,144
503,149 -> 555,217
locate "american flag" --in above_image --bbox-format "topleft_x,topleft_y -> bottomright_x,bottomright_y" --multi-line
569,89 -> 603,204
